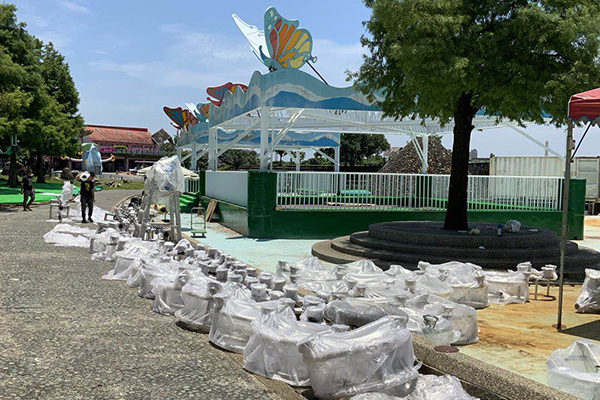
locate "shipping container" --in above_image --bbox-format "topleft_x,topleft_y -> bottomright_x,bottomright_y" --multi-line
489,155 -> 563,177
573,157 -> 600,201
489,155 -> 600,214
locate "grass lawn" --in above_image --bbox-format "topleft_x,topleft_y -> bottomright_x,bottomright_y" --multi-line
0,174 -> 144,204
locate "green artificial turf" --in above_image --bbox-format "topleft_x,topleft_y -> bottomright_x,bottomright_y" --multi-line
0,180 -> 79,205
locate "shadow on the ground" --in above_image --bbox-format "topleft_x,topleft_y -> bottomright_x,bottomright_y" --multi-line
560,319 -> 600,341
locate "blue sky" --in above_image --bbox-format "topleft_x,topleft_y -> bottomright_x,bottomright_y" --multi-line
10,0 -> 598,158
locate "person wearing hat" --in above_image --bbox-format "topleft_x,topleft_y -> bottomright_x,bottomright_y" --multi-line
20,169 -> 35,211
78,171 -> 96,223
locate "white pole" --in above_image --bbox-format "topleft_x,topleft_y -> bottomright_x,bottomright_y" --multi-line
191,142 -> 197,171
208,128 -> 217,171
557,120 -> 574,331
421,135 -> 429,174
295,151 -> 300,171
260,106 -> 269,171
334,145 -> 340,172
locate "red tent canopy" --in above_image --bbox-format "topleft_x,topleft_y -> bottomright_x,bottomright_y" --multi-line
568,87 -> 600,123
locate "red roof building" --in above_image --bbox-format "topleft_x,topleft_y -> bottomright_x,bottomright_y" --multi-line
82,124 -> 164,172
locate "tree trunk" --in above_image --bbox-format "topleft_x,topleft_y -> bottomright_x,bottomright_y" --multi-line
444,93 -> 476,230
8,144 -> 18,188
36,152 -> 46,183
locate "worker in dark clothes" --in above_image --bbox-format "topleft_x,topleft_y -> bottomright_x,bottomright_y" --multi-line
20,170 -> 35,211
78,171 -> 96,223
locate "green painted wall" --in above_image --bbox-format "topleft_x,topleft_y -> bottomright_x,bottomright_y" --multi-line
200,196 -> 249,236
247,171 -> 277,238
202,172 -> 586,241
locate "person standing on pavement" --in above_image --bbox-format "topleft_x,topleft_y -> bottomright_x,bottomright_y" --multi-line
78,171 -> 96,223
20,170 -> 35,211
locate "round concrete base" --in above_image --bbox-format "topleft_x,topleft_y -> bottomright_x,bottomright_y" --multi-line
312,221 -> 600,281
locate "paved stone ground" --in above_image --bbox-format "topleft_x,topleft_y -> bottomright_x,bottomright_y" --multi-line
0,190 -> 280,400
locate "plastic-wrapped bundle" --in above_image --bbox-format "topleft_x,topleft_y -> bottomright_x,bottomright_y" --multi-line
405,294 -> 478,345
102,240 -> 158,281
277,256 -> 335,283
324,297 -> 408,328
398,273 -> 452,299
546,339 -> 600,400
209,290 -> 293,354
175,278 -> 221,332
343,259 -> 384,274
348,375 -> 478,400
135,258 -> 180,299
418,261 -> 482,285
243,304 -> 331,386
448,280 -> 489,309
484,271 -> 529,304
403,308 -> 459,346
297,316 -> 419,399
151,276 -> 185,315
575,269 -> 600,314
145,155 -> 185,193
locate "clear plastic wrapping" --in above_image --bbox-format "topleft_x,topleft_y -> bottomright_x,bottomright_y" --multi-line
575,269 -> 600,314
407,374 -> 478,399
324,298 -> 408,328
297,316 -> 420,399
151,276 -> 185,315
243,306 -> 331,386
483,271 -> 529,304
405,295 -> 478,345
348,374 -> 477,400
174,278 -> 221,332
209,288 -> 292,354
546,339 -> 600,400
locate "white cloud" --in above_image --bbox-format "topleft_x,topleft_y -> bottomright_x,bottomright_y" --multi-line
93,49 -> 109,55
60,1 -> 91,15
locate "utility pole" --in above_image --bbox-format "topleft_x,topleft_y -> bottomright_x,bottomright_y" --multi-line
8,135 -> 18,188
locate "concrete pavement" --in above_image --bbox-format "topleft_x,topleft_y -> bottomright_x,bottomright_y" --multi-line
0,190 -> 285,400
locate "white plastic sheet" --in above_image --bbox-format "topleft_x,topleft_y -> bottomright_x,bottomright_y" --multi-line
102,240 -> 159,281
547,339 -> 600,400
145,155 -> 185,194
43,224 -> 95,247
243,305 -> 331,386
575,269 -> 600,313
297,316 -> 420,399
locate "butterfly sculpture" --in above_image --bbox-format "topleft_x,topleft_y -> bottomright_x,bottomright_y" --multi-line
233,7 -> 317,71
163,106 -> 198,130
206,82 -> 248,107
260,7 -> 316,70
197,103 -> 210,121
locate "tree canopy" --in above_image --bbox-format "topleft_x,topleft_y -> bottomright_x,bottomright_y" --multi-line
355,0 -> 600,229
322,133 -> 390,168
0,4 -> 83,185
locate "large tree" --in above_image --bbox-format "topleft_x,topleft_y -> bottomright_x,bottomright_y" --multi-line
0,5 -> 83,184
355,0 -> 600,229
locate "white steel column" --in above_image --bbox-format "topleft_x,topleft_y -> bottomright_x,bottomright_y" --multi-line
208,127 -> 217,171
191,142 -> 197,171
260,106 -> 270,171
334,146 -> 340,172
421,135 -> 429,174
295,151 -> 301,171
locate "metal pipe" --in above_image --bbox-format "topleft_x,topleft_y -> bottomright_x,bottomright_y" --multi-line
557,121 -> 574,331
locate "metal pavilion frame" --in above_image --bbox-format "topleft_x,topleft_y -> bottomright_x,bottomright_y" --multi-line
204,105 -> 564,173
